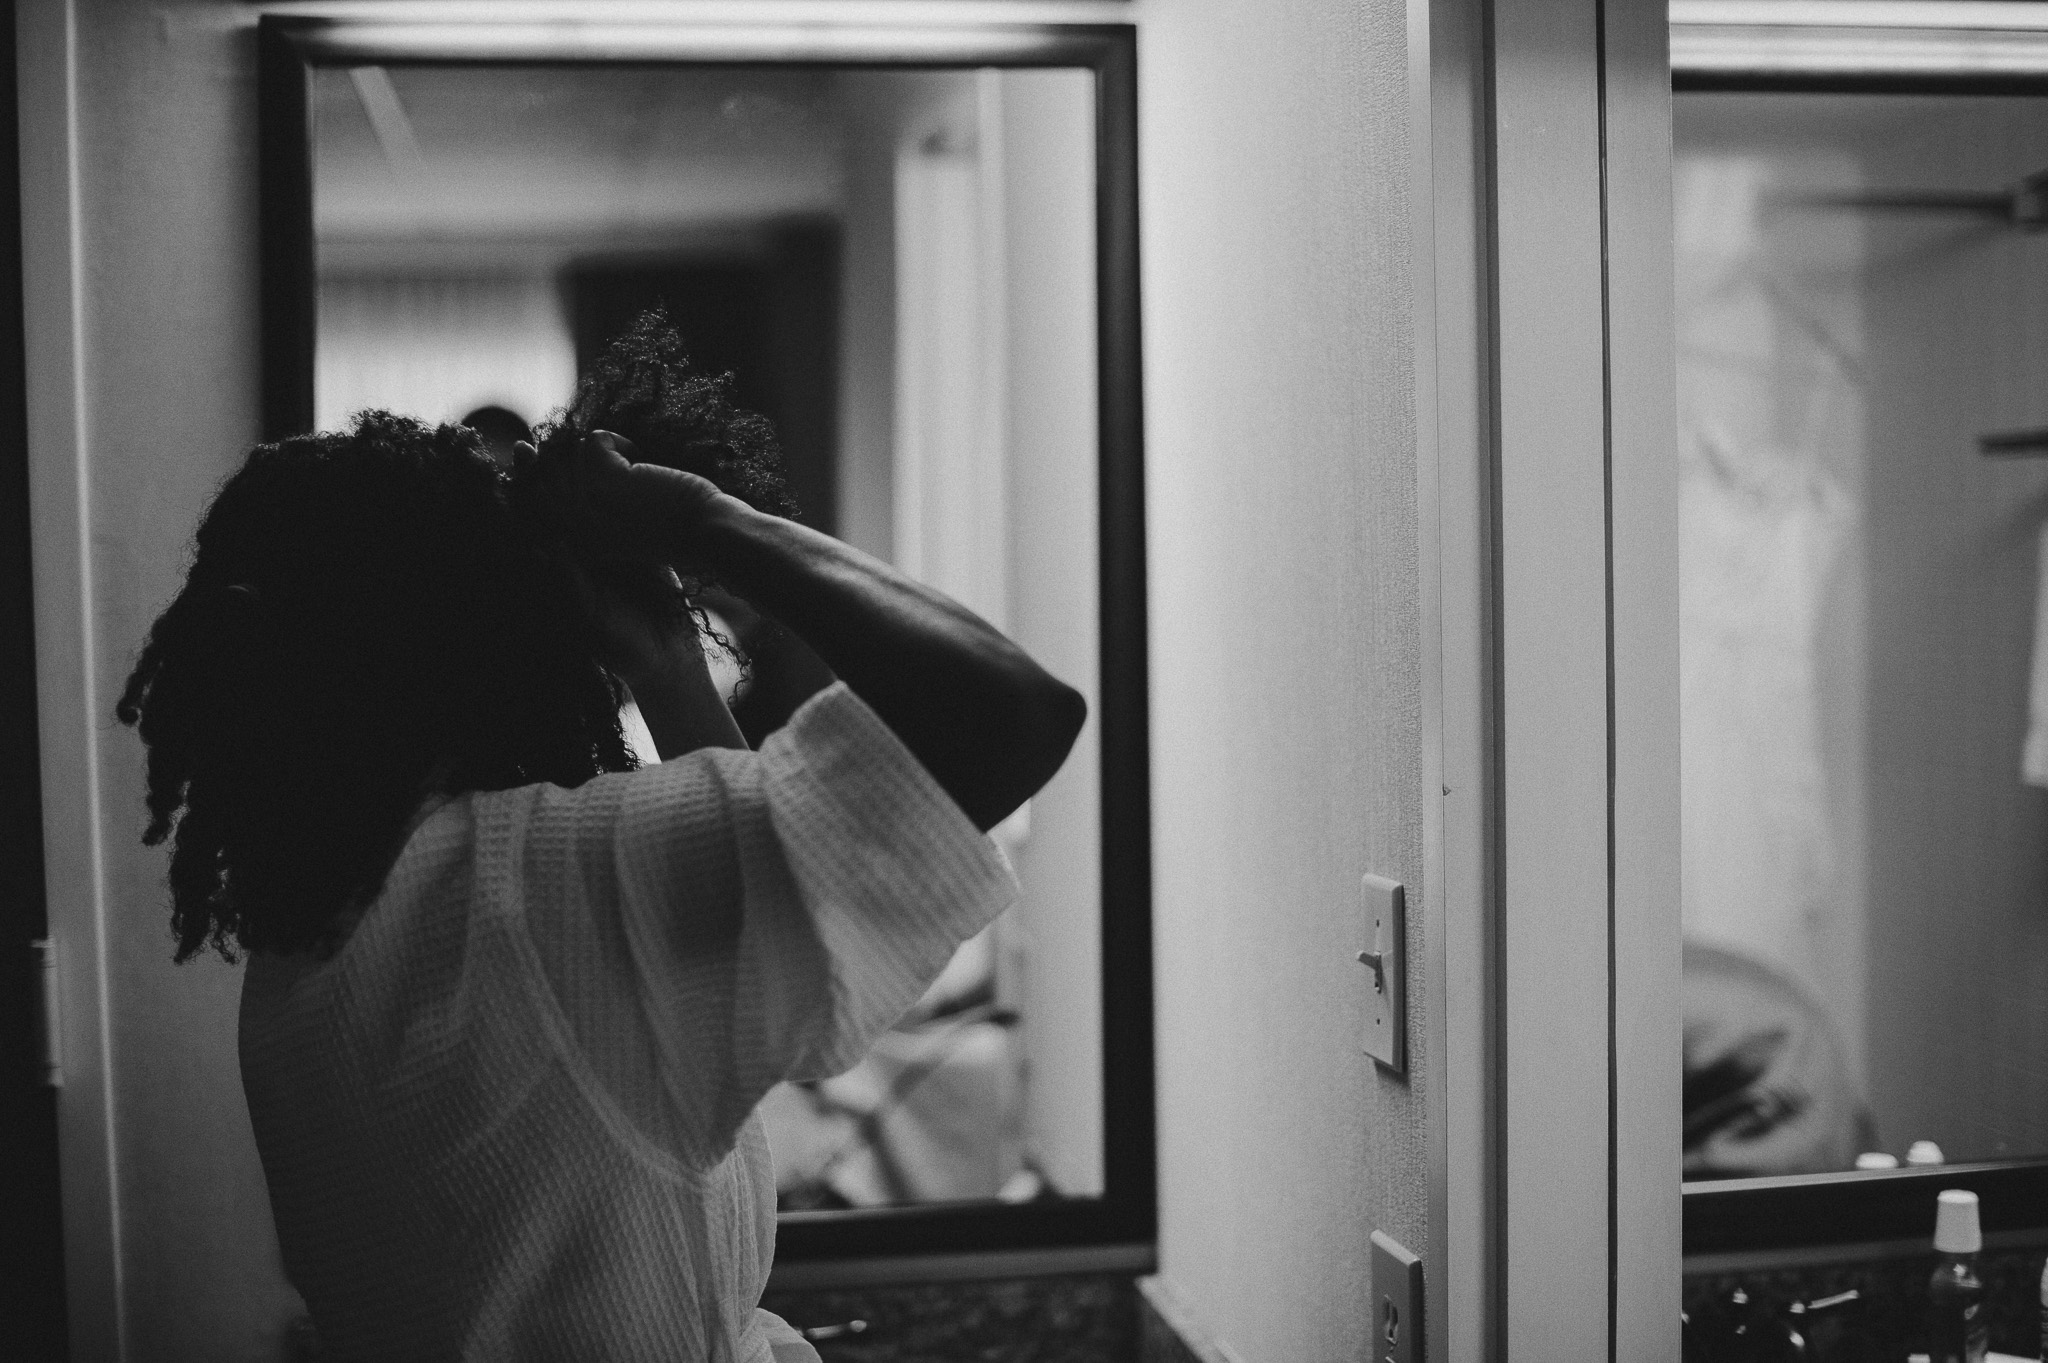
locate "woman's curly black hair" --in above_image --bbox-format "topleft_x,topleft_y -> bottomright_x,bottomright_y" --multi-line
119,311 -> 792,963
533,306 -> 797,522
517,306 -> 801,628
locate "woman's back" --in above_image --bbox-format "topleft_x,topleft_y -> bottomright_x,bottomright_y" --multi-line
242,688 -> 1016,1361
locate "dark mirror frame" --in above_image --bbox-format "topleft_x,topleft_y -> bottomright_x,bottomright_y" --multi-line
256,15 -> 1153,1273
1674,16 -> 2048,1263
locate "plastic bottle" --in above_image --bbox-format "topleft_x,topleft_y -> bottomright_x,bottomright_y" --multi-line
1908,1140 -> 1947,1167
1927,1189 -> 1986,1363
2038,1255 -> 2047,1363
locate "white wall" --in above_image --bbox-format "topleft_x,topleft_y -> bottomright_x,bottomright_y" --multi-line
1672,101 -> 1871,1095
834,66 -> 1105,1197
1141,0 -> 1425,1358
831,69 -> 903,564
30,3 -> 1428,1359
33,3 -> 306,1359
1855,99 -> 2048,1162
833,68 -> 986,563
996,69 -> 1103,1200
315,272 -> 577,431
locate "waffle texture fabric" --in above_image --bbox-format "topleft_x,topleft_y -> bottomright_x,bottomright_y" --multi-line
240,683 -> 1018,1362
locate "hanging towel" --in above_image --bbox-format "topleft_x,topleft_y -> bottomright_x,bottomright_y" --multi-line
2025,522 -> 2048,786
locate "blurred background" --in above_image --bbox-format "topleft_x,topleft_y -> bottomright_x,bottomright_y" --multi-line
1675,91 -> 2048,1179
313,63 -> 1105,1210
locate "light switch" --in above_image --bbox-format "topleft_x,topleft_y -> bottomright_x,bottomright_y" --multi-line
1370,1230 -> 1423,1363
1359,874 -> 1406,1074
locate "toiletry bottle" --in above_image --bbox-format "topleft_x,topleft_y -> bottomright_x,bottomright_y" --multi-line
2038,1254 -> 2047,1363
1927,1189 -> 1986,1363
1909,1140 -> 1948,1167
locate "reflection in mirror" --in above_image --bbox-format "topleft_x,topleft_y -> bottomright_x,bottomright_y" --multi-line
1676,90 -> 2048,1179
312,63 -> 1104,1209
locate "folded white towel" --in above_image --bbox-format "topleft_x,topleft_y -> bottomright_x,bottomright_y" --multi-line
2025,522 -> 2048,786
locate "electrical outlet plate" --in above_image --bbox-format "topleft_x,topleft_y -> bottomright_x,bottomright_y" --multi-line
1361,874 -> 1406,1073
1370,1230 -> 1423,1363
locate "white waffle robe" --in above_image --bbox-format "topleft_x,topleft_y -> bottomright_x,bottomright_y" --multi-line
240,684 -> 1017,1361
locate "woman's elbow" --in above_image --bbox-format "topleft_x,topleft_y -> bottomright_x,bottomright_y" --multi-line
954,666 -> 1088,831
1047,678 -> 1087,758
1017,673 -> 1087,790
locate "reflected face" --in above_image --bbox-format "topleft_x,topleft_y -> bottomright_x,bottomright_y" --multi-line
312,62 -> 1108,1209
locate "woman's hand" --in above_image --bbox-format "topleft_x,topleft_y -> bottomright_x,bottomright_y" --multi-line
525,434 -> 748,758
532,431 -> 730,570
528,423 -> 1082,827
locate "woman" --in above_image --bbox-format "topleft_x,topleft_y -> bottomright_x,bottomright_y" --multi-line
117,343 -> 1085,1360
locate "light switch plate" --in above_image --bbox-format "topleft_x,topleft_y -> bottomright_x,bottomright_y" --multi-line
1361,874 -> 1406,1074
1370,1230 -> 1423,1363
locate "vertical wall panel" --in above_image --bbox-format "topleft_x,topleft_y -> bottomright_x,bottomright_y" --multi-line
1143,0 -> 1426,1356
18,0 -> 124,1357
1411,0 -> 1499,1354
1605,0 -> 1682,1353
1490,0 -> 1613,1353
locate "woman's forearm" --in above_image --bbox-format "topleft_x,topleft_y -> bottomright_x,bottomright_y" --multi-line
686,496 -> 1086,831
619,636 -> 747,762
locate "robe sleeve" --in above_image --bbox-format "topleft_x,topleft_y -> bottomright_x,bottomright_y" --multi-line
503,682 -> 1018,1168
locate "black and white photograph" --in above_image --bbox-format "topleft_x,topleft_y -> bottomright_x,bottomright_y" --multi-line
26,3 -> 2048,1362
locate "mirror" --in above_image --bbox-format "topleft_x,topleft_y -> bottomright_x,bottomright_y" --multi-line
1677,86 -> 2048,1180
1674,4 -> 2048,1259
261,20 -> 1150,1266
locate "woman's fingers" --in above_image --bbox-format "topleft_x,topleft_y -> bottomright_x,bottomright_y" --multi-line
579,433 -> 681,562
572,432 -> 646,524
578,430 -> 637,480
588,429 -> 635,459
538,428 -> 727,568
532,430 -> 632,552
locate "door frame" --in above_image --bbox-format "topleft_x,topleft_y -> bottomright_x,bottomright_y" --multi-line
18,0 -> 120,1357
1,0 -> 71,1355
1413,0 -> 1680,1355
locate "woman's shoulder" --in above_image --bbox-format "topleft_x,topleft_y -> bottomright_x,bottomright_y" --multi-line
271,794 -> 483,971
471,747 -> 764,841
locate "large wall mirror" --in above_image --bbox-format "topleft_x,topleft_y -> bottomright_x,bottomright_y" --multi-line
257,18 -> 1150,1273
1675,2 -> 2048,1261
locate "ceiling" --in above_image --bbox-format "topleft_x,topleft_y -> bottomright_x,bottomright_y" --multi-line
313,64 -> 850,261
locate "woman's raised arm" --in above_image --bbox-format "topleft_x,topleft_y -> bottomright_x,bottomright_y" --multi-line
548,431 -> 1086,831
